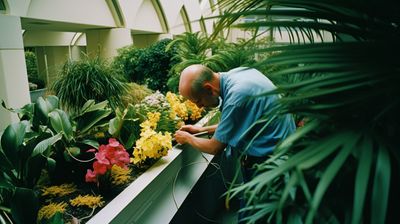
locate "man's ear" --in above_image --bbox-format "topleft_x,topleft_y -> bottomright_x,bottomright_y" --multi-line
203,82 -> 216,95
203,82 -> 212,91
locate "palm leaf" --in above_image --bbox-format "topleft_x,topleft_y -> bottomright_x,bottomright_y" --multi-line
371,145 -> 391,224
210,0 -> 400,222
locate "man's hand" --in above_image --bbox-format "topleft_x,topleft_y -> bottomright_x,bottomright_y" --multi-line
179,125 -> 202,134
174,130 -> 193,144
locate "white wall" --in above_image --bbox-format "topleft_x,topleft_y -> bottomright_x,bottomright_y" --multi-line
0,0 -> 221,130
0,15 -> 30,130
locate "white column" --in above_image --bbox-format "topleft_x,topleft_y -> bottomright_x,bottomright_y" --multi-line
0,15 -> 30,131
86,28 -> 133,59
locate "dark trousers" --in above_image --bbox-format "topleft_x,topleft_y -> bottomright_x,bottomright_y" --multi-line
238,155 -> 269,223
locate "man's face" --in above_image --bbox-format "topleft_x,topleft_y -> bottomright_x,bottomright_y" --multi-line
190,89 -> 219,109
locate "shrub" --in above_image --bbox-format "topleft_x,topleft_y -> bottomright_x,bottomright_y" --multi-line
113,39 -> 180,93
112,46 -> 146,84
121,82 -> 153,107
25,51 -> 46,89
51,57 -> 128,113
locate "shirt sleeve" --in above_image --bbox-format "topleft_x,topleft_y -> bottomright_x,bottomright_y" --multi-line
213,103 -> 249,148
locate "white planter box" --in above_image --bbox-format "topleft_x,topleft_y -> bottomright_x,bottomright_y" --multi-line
87,112 -> 217,224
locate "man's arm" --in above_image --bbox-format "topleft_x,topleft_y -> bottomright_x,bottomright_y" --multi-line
179,124 -> 218,135
174,130 -> 226,155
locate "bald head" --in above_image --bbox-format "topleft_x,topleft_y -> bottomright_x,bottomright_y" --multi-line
179,64 -> 214,99
178,64 -> 221,108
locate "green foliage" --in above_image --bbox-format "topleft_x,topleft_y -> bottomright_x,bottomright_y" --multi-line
113,39 -> 179,93
215,0 -> 400,223
208,41 -> 257,71
121,82 -> 153,107
143,39 -> 180,92
113,46 -> 146,84
165,32 -> 260,92
0,96 -> 113,223
25,51 -> 38,79
51,57 -> 128,113
166,32 -> 211,73
25,51 -> 45,89
108,105 -> 145,151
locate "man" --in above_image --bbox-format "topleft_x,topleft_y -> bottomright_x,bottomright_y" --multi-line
174,64 -> 295,222
174,64 -> 295,175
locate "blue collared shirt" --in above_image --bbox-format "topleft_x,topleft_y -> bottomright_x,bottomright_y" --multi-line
213,67 -> 295,157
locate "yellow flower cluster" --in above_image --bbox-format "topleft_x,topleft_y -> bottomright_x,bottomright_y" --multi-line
185,100 -> 204,121
132,112 -> 172,165
70,195 -> 105,208
37,202 -> 67,221
166,92 -> 204,121
166,92 -> 188,120
110,165 -> 132,186
41,183 -> 77,197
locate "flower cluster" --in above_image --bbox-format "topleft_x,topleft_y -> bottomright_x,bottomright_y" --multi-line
69,194 -> 105,208
132,112 -> 172,165
85,138 -> 130,183
110,165 -> 132,186
142,90 -> 170,109
41,183 -> 77,197
185,100 -> 204,121
37,202 -> 67,221
166,92 -> 204,121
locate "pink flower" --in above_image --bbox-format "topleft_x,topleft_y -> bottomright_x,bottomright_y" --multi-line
93,161 -> 108,175
85,138 -> 131,183
85,169 -> 97,183
108,138 -> 120,147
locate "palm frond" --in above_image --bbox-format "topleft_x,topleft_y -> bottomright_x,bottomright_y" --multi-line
210,0 -> 400,223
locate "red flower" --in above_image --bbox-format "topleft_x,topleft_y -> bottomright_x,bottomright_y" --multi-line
85,138 -> 130,183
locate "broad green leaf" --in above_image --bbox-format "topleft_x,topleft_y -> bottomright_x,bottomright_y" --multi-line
0,147 -> 14,171
79,139 -> 99,149
25,155 -> 46,188
81,100 -> 109,114
80,99 -> 96,114
45,95 -> 59,110
47,212 -> 64,224
31,133 -> 62,157
0,173 -> 13,189
10,187 -> 39,224
1,122 -> 28,168
371,146 -> 391,224
35,97 -> 51,124
108,117 -> 121,136
76,110 -> 112,134
47,157 -> 56,173
48,109 -> 73,141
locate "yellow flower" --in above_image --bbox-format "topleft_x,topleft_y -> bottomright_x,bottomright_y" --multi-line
166,92 -> 188,120
41,183 -> 77,198
132,112 -> 173,165
70,195 -> 104,208
185,100 -> 204,121
110,165 -> 132,186
37,202 -> 67,221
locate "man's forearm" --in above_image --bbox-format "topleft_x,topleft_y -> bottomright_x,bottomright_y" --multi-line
187,136 -> 225,155
200,124 -> 218,134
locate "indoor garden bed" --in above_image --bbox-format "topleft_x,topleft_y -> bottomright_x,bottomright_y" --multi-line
0,92 -> 217,224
